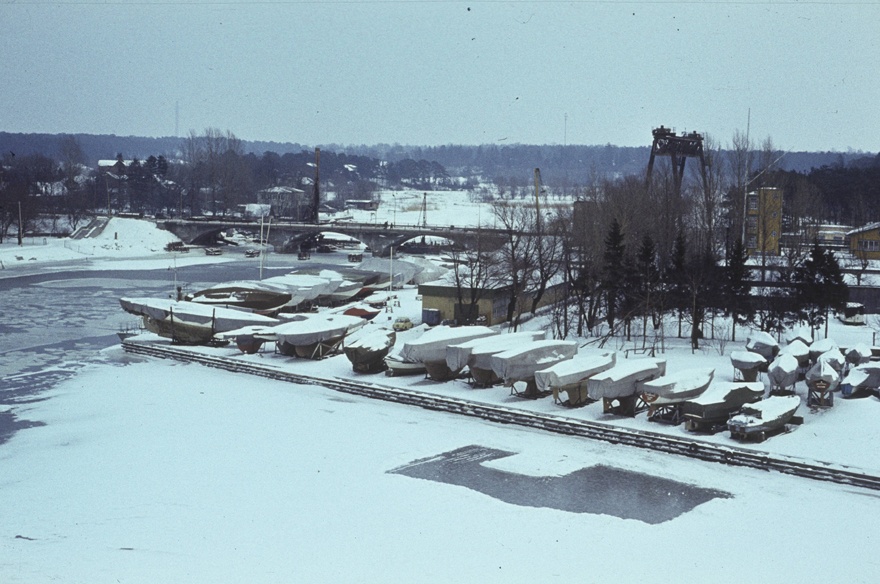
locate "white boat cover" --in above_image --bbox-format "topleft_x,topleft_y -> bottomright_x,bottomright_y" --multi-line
399,325 -> 496,364
768,354 -> 800,388
842,362 -> 880,390
534,350 -> 616,393
490,340 -> 579,384
809,337 -> 839,361
687,381 -> 764,406
846,343 -> 873,366
586,358 -> 667,401
120,297 -> 278,332
214,324 -> 278,340
729,395 -> 800,426
254,313 -> 365,345
779,339 -> 810,363
446,331 -> 546,373
730,350 -> 767,370
806,359 -> 840,389
261,274 -> 337,306
746,331 -> 779,360
344,328 -> 396,352
637,367 -> 714,400
817,349 -> 845,371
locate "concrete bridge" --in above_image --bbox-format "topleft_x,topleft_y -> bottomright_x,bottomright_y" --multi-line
159,219 -> 506,256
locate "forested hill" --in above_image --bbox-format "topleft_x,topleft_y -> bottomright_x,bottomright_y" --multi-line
0,131 -> 873,181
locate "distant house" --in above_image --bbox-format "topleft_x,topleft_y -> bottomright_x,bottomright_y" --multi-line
848,222 -> 880,259
344,199 -> 379,211
418,281 -> 565,326
256,186 -> 306,218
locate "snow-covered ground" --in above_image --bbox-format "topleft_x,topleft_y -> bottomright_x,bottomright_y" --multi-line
3,210 -> 880,582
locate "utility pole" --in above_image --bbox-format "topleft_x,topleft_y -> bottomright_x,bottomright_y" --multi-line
18,200 -> 23,246
313,148 -> 321,225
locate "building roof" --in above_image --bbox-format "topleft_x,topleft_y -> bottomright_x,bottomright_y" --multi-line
847,222 -> 880,236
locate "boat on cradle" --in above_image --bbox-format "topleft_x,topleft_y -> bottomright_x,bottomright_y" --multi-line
727,395 -> 801,442
681,381 -> 765,432
730,350 -> 768,382
215,324 -> 277,354
638,367 -> 714,416
119,297 -> 279,345
446,331 -> 547,387
344,328 -> 396,373
586,358 -> 666,415
384,353 -> 427,377
746,331 -> 780,361
490,340 -> 580,397
255,313 -> 366,359
398,325 -> 497,381
767,354 -> 799,393
534,350 -> 616,406
805,358 -> 839,407
187,280 -> 294,313
840,362 -> 880,397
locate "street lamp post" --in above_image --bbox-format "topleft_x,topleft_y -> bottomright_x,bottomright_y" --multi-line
392,194 -> 396,227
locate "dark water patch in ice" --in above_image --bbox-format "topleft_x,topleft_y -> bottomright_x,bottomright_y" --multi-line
0,410 -> 46,447
389,445 -> 730,524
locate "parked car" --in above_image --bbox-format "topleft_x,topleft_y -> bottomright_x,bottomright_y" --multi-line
393,317 -> 414,331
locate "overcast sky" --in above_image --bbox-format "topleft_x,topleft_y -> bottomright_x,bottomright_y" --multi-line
2,1 -> 878,152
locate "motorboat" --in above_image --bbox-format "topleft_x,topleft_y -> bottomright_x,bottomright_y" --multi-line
344,328 -> 396,373
727,395 -> 800,441
490,340 -> 579,395
845,343 -> 873,368
398,325 -> 496,381
816,348 -> 845,372
682,381 -> 764,431
535,350 -> 616,406
342,305 -> 382,320
638,367 -> 714,414
586,358 -> 666,402
779,339 -> 811,369
384,353 -> 427,377
119,297 -> 279,345
255,313 -> 366,359
446,331 -> 547,386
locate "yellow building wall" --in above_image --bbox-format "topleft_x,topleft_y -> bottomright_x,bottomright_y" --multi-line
849,229 -> 880,260
746,187 -> 783,256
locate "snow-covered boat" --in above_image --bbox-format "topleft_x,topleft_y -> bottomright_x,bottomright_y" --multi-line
746,331 -> 779,361
779,339 -> 811,369
586,358 -> 667,402
255,313 -> 366,359
808,337 -> 839,363
727,395 -> 800,441
490,340 -> 579,395
383,353 -> 427,377
845,343 -> 873,368
536,350 -> 616,406
215,324 -> 276,354
767,354 -> 799,392
682,381 -> 765,431
816,348 -> 845,372
840,362 -> 880,396
446,331 -> 546,386
344,329 -> 396,373
187,280 -> 293,313
730,350 -> 768,381
638,367 -> 714,412
119,297 -> 279,344
399,325 -> 496,381
805,359 -> 840,393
